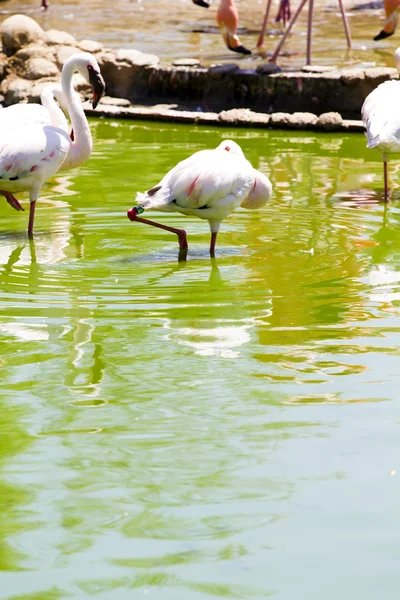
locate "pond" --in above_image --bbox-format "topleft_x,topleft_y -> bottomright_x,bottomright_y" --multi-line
0,0 -> 398,70
1,119 -> 400,599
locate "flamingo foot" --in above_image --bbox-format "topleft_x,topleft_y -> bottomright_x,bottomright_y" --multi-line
224,33 -> 252,55
374,30 -> 394,40
192,0 -> 210,7
4,192 -> 24,212
127,206 -> 188,261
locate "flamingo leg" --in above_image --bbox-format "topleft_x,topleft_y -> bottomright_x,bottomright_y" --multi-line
256,0 -> 273,49
269,0 -> 308,62
306,0 -> 313,65
28,201 -> 36,237
210,232 -> 218,258
1,191 -> 24,212
337,0 -> 352,48
384,161 -> 389,201
127,207 -> 188,261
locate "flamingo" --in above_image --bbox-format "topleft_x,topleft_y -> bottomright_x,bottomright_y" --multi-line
374,0 -> 400,40
0,83 -> 68,132
0,52 -> 105,233
216,0 -> 251,55
127,140 -> 272,260
361,47 -> 400,201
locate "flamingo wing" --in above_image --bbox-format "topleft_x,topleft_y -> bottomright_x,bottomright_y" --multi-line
362,80 -> 400,148
0,125 -> 70,184
0,104 -> 52,129
137,148 -> 255,210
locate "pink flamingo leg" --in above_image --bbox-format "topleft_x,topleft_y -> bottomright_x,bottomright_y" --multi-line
28,201 -> 36,236
384,161 -> 389,201
127,207 -> 188,260
337,0 -> 351,47
306,0 -> 314,65
1,191 -> 24,212
269,0 -> 308,62
210,232 -> 218,258
257,0 -> 273,49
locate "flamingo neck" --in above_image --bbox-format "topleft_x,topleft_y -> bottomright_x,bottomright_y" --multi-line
41,88 -> 68,131
60,62 -> 92,170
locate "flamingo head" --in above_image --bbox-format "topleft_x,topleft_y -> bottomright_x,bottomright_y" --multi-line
217,140 -> 244,157
74,53 -> 106,109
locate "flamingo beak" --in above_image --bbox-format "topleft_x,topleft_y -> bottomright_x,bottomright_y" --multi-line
89,70 -> 106,109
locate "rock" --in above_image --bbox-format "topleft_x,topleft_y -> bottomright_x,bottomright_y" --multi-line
78,39 -> 103,53
100,95 -> 131,107
172,58 -> 201,68
44,29 -> 77,46
256,63 -> 282,75
219,108 -> 270,125
14,43 -> 55,62
208,64 -> 240,78
302,65 -> 337,73
1,14 -> 44,54
316,111 -> 343,130
22,57 -> 59,80
115,48 -> 159,67
364,66 -> 397,84
55,45 -> 79,68
1,75 -> 33,105
341,67 -> 365,84
269,111 -> 317,129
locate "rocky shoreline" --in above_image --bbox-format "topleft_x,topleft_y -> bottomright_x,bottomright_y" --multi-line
0,13 -> 385,132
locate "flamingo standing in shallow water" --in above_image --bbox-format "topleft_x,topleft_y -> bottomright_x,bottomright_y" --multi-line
127,140 -> 272,260
362,47 -> 400,201
0,53 -> 105,233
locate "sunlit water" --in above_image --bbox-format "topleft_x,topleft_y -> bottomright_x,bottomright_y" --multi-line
0,0 -> 399,70
1,120 -> 400,599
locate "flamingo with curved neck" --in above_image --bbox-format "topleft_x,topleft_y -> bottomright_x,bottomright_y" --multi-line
0,53 -> 105,234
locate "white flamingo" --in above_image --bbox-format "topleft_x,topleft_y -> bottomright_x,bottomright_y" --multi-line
362,47 -> 400,200
127,140 -> 272,259
0,53 -> 105,234
0,83 -> 69,132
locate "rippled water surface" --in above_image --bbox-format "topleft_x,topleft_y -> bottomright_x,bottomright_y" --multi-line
1,0 -> 399,69
1,120 -> 400,599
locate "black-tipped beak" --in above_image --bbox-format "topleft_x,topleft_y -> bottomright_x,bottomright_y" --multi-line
89,69 -> 106,109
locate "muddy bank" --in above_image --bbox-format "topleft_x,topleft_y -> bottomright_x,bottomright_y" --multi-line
0,14 -> 386,128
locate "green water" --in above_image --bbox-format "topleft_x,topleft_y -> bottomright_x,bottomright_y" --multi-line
1,119 -> 400,599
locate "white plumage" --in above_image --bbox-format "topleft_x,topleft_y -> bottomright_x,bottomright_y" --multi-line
362,47 -> 400,198
129,140 -> 272,258
0,53 -> 105,233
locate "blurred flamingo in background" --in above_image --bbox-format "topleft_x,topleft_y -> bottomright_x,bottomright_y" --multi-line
374,0 -> 400,40
257,0 -> 351,65
192,0 -> 251,55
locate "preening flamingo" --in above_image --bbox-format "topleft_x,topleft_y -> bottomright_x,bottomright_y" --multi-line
127,140 -> 272,260
0,84 -> 68,131
362,48 -> 400,201
374,0 -> 400,40
0,53 -> 105,234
